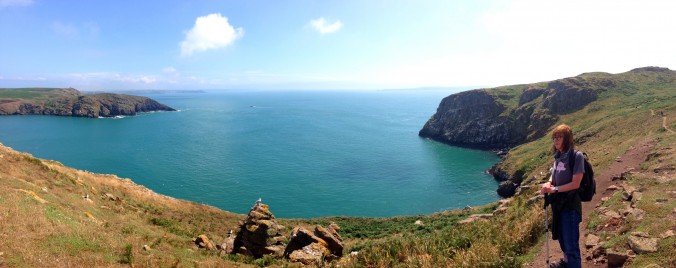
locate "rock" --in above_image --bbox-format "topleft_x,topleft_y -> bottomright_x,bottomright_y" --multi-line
632,191 -> 643,203
493,206 -> 509,215
458,214 -> 493,225
284,222 -> 344,263
233,202 -> 287,258
194,235 -> 214,250
659,230 -> 674,239
643,264 -> 663,268
601,197 -> 610,202
655,198 -> 668,203
288,243 -> 330,265
590,244 -> 605,258
514,185 -> 531,195
463,205 -> 473,211
628,233 -> 658,254
314,224 -> 343,258
585,234 -> 600,248
143,245 -> 150,251
627,208 -> 645,221
603,210 -> 622,219
218,230 -> 236,255
606,185 -> 620,191
104,193 -> 121,202
497,181 -> 518,197
526,195 -> 543,206
606,250 -> 629,267
414,220 -> 423,226
622,185 -> 637,201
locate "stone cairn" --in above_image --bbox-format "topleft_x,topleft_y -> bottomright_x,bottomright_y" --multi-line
233,202 -> 287,258
193,201 -> 345,265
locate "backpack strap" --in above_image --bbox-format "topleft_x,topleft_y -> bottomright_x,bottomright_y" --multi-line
569,149 -> 577,174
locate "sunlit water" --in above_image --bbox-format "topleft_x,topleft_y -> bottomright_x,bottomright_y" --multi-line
0,90 -> 500,218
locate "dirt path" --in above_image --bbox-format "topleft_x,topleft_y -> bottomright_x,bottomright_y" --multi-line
524,140 -> 656,268
663,117 -> 675,133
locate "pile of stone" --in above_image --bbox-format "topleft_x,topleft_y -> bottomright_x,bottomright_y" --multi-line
233,202 -> 287,258
189,202 -> 345,265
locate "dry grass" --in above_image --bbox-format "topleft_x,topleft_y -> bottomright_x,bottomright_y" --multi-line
0,143 -> 250,267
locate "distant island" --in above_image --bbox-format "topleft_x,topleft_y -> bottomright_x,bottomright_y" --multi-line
0,87 -> 176,118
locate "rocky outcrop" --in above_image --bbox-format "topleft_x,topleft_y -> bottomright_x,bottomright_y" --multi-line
233,202 -> 287,258
0,89 -> 175,117
419,77 -> 599,150
284,223 -> 344,264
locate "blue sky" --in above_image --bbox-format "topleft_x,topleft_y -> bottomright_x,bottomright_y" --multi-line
1,0 -> 674,90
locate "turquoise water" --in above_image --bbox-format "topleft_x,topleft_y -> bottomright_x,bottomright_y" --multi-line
0,90 -> 500,218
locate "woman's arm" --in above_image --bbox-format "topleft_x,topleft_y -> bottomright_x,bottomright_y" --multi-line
542,173 -> 583,194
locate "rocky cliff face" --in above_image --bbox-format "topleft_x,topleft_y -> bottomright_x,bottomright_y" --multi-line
0,90 -> 175,117
419,77 -> 601,150
419,75 -> 611,197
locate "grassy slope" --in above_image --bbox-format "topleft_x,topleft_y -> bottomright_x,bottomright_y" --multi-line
0,88 -> 78,101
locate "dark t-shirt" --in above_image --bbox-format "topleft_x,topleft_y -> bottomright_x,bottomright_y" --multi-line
552,148 -> 585,213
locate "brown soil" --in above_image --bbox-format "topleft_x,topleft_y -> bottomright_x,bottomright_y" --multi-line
524,139 -> 656,268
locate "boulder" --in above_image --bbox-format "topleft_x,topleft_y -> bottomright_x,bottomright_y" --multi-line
285,223 -> 344,263
606,250 -> 629,268
218,230 -> 236,255
659,230 -> 674,239
622,185 -> 637,201
193,234 -> 215,250
585,234 -> 599,249
233,202 -> 287,258
314,225 -> 343,258
288,243 -> 330,265
497,181 -> 518,197
628,232 -> 658,254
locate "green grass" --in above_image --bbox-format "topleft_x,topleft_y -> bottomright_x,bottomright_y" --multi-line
0,88 -> 69,100
45,234 -> 104,256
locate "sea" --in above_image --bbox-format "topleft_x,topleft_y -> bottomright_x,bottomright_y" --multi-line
0,89 -> 500,218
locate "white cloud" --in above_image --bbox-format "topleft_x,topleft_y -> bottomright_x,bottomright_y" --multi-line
309,17 -> 343,34
0,0 -> 32,7
162,67 -> 178,74
180,13 -> 244,57
51,21 -> 79,38
51,21 -> 100,39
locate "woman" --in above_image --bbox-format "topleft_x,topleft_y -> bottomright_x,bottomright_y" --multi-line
541,124 -> 585,268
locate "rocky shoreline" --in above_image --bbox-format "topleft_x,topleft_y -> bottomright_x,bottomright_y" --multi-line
0,88 -> 176,118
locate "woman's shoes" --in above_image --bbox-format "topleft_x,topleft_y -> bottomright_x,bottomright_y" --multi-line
548,259 -> 567,268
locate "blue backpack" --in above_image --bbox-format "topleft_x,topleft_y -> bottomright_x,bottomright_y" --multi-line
570,150 -> 595,202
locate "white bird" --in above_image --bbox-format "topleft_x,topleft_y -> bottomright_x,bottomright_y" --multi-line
255,198 -> 262,206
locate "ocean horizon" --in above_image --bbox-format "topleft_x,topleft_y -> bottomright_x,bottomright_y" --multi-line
0,89 -> 501,218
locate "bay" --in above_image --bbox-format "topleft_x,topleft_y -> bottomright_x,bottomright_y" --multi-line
0,89 -> 500,218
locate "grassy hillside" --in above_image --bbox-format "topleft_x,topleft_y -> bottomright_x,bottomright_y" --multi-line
0,87 -> 80,100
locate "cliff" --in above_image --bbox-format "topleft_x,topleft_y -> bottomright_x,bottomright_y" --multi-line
419,77 -> 608,150
0,88 -> 175,117
419,66 -> 676,197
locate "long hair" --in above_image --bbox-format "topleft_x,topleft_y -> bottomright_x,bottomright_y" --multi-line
551,124 -> 575,153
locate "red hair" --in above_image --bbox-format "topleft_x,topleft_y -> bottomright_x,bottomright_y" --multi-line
551,124 -> 575,153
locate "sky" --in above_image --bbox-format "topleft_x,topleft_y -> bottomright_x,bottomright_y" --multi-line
0,0 -> 674,90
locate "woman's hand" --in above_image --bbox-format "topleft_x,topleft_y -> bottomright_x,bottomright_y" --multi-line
541,182 -> 555,194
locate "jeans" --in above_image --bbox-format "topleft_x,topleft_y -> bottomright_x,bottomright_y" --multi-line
557,209 -> 582,268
